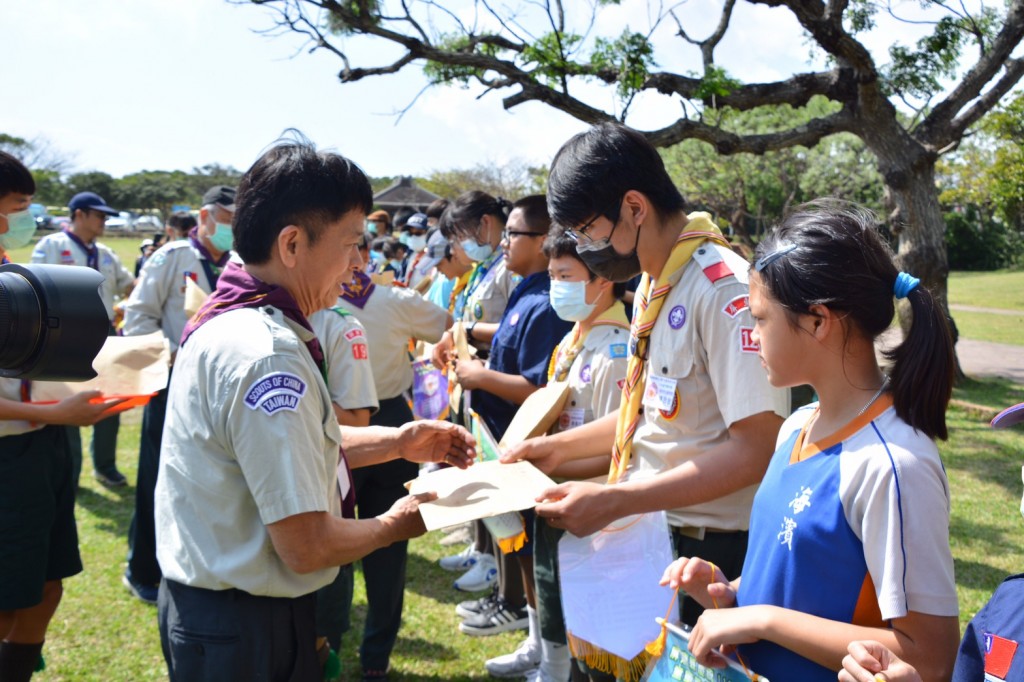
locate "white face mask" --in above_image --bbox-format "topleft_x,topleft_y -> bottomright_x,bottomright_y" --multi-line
549,278 -> 596,322
0,209 -> 37,250
406,235 -> 427,253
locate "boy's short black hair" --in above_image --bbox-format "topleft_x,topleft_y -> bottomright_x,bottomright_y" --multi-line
512,195 -> 551,234
543,230 -> 627,299
426,198 -> 450,220
233,134 -> 372,265
0,151 -> 36,198
547,122 -> 685,231
167,211 -> 197,233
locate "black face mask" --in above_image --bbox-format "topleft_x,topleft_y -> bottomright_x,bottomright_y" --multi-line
576,215 -> 643,283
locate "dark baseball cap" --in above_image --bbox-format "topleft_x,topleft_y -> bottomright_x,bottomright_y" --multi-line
418,230 -> 451,274
992,403 -> 1024,429
202,185 -> 237,211
404,213 -> 429,233
69,192 -> 119,217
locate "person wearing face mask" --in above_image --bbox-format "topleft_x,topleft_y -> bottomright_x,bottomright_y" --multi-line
0,153 -> 39,259
431,191 -> 521,367
400,213 -> 431,289
503,123 -> 788,648
118,185 -> 237,605
366,209 -> 391,237
32,191 -> 136,490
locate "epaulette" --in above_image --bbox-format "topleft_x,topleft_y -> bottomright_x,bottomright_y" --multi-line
692,243 -> 735,284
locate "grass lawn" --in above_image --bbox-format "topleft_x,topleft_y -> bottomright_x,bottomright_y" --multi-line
948,270 -> 1024,311
5,233 -> 150,268
951,310 -> 1024,347
30,376 -> 1024,681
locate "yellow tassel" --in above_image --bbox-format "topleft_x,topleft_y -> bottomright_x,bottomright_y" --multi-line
644,623 -> 668,658
496,530 -> 527,554
566,631 -> 651,682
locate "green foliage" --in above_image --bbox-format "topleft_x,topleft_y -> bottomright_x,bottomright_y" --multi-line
844,0 -> 876,34
522,31 -> 584,88
418,160 -> 546,200
945,206 -> 1023,271
590,31 -> 655,101
324,0 -> 382,34
30,169 -> 68,205
692,65 -> 741,102
66,171 -> 119,204
423,34 -> 504,86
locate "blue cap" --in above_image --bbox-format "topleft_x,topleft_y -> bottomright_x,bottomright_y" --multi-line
69,192 -> 119,217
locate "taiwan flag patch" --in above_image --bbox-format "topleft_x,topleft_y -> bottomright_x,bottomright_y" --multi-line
984,632 -> 1018,680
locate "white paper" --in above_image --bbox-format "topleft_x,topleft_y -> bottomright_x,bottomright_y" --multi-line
559,511 -> 675,661
407,460 -> 555,531
32,332 -> 171,401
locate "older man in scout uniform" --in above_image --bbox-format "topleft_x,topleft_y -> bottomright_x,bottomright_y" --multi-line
31,191 -> 135,489
120,185 -> 237,604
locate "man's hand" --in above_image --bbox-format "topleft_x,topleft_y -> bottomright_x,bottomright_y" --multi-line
453,358 -> 487,390
396,420 -> 476,469
659,557 -> 736,610
840,641 -> 922,682
431,331 -> 454,369
379,491 -> 438,543
53,392 -> 128,426
534,481 -> 621,536
500,436 -> 564,475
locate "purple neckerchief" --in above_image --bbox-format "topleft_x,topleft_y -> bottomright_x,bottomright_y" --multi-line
64,229 -> 98,270
340,270 -> 376,309
1,253 -> 9,265
179,261 -> 356,518
187,228 -> 231,268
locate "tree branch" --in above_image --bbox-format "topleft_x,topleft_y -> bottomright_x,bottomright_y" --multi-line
645,108 -> 856,151
644,67 -> 856,109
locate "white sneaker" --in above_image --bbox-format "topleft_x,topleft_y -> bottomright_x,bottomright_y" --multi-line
453,553 -> 498,592
438,545 -> 482,572
484,639 -> 540,678
523,670 -> 567,682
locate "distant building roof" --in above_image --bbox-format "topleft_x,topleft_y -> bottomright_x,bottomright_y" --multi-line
373,176 -> 440,211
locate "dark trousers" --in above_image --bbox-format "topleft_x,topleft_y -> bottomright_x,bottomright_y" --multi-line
672,529 -> 748,626
350,395 -> 418,672
67,413 -> 120,486
315,564 -> 354,651
158,578 -> 319,682
127,386 -> 168,586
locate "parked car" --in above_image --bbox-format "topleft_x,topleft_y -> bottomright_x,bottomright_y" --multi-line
133,215 -> 163,232
29,203 -> 53,230
105,211 -> 132,231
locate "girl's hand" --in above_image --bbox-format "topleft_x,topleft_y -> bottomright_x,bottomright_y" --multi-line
660,557 -> 736,610
688,606 -> 766,668
839,641 -> 922,682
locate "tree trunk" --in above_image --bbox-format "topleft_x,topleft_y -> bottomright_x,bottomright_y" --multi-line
881,160 -> 967,381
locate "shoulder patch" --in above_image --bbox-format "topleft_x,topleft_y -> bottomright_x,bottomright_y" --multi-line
609,343 -> 627,358
722,295 -> 749,318
344,327 -> 365,342
330,306 -> 353,318
243,372 -> 307,415
148,251 -> 168,268
739,327 -> 759,354
692,244 -> 735,284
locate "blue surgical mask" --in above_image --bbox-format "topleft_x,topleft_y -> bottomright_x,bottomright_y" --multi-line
460,238 -> 494,263
407,235 -> 427,252
550,279 -> 596,322
370,250 -> 385,263
398,232 -> 411,246
366,221 -> 379,235
209,222 -> 234,252
389,258 -> 404,270
0,209 -> 38,250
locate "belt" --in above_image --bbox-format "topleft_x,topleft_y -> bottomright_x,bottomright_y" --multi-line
672,526 -> 741,541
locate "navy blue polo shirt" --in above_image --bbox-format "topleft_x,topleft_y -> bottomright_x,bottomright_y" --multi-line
473,270 -> 573,441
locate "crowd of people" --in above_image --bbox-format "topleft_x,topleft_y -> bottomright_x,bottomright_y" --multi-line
0,118 -> 1020,682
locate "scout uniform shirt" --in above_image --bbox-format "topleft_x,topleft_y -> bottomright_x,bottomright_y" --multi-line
155,305 -> 342,598
122,239 -> 222,352
308,307 -> 380,414
550,304 -> 631,434
629,242 -> 790,531
31,230 -> 134,321
460,251 -> 519,339
334,285 -> 450,401
0,379 -> 39,438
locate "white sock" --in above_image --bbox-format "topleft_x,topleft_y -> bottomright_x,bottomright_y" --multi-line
526,605 -> 540,649
539,639 -> 571,681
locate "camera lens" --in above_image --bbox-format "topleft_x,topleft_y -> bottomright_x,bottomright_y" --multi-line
0,264 -> 109,381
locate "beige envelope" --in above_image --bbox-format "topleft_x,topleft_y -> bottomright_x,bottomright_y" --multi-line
498,380 -> 570,450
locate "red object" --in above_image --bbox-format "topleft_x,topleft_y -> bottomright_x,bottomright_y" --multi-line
985,633 -> 1018,680
739,327 -> 759,353
702,261 -> 733,283
352,343 -> 369,360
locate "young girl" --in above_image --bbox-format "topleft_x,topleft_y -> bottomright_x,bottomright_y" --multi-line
661,201 -> 961,682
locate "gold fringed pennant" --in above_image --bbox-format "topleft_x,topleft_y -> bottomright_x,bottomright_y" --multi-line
496,529 -> 527,554
566,631 -> 652,682
482,511 -> 527,554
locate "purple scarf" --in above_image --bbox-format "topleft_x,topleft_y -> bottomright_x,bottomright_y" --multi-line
64,229 -> 98,270
340,270 -> 376,309
180,261 -> 355,518
188,228 -> 232,268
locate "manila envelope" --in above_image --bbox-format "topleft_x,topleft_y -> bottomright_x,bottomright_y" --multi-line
498,380 -> 570,450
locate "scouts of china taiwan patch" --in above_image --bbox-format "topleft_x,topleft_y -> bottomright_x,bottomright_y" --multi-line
244,372 -> 307,415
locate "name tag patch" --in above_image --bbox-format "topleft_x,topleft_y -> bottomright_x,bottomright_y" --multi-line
739,327 -> 760,353
643,374 -> 677,413
244,372 -> 307,415
610,343 -> 627,358
344,328 -> 365,342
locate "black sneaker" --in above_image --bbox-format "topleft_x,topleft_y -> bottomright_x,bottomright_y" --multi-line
457,598 -> 528,636
122,572 -> 158,605
455,587 -> 499,619
96,469 -> 128,488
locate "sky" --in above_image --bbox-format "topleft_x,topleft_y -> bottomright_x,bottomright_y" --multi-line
1,0 -> 947,180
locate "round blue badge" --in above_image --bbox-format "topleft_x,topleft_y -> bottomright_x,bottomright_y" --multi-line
580,364 -> 592,383
668,305 -> 687,329
473,302 -> 484,320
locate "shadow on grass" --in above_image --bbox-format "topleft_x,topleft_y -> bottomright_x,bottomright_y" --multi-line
404,552 -> 481,606
942,423 -> 1023,499
75,484 -> 134,537
953,376 -> 1024,409
954,557 -> 1016,595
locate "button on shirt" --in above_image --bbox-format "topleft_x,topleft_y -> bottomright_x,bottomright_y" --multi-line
155,306 -> 342,597
334,287 -> 449,401
31,231 -> 134,321
629,244 -> 790,530
122,240 -> 220,351
474,271 -> 573,440
308,308 -> 380,413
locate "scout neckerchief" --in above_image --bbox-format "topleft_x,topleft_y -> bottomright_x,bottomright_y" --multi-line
339,270 -> 376,309
463,249 -> 501,307
64,229 -> 99,270
547,302 -> 630,382
188,228 -> 231,287
179,261 -> 356,518
608,214 -> 729,483
1,251 -> 9,264
448,270 -> 472,315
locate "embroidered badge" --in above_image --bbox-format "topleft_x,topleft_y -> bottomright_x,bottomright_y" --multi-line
60,249 -> 74,264
183,271 -> 198,284
102,255 -> 113,267
244,372 -> 307,415
722,295 -> 749,318
352,343 -> 369,360
344,328 -> 365,342
984,633 -> 1018,679
473,302 -> 484,320
668,305 -> 687,329
610,343 -> 627,359
579,364 -> 592,383
739,327 -> 759,353
659,386 -> 681,421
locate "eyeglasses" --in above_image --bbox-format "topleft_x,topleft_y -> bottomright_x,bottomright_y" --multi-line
502,229 -> 546,240
566,199 -> 622,251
